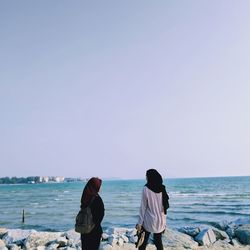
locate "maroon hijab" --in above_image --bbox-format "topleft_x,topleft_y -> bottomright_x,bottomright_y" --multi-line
81,177 -> 102,207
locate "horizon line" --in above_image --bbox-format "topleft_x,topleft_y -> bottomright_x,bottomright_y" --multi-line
0,174 -> 249,180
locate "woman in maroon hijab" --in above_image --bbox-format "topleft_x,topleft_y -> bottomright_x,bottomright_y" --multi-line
80,177 -> 105,250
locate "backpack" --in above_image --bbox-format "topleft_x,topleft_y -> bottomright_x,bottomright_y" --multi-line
75,197 -> 95,234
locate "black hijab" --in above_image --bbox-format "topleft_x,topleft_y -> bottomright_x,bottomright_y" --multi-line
145,169 -> 169,214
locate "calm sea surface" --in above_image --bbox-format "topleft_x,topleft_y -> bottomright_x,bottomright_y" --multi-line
0,176 -> 249,231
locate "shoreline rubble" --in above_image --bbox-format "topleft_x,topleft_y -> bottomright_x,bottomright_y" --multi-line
0,219 -> 250,250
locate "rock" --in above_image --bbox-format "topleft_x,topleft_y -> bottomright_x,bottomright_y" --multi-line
117,237 -> 124,246
108,234 -> 118,246
102,233 -> 109,241
230,238 -> 242,247
2,229 -> 34,245
232,218 -> 250,226
45,243 -> 59,250
75,241 -> 81,249
212,228 -> 230,241
60,247 -> 76,250
215,220 -> 230,231
162,228 -> 198,249
0,239 -> 6,248
0,247 -> 8,250
126,228 -> 137,236
63,229 -> 80,246
24,231 -> 62,249
55,236 -> 68,247
110,227 -> 128,236
121,235 -> 129,243
178,226 -> 200,237
235,224 -> 250,245
212,239 -> 234,249
194,228 -> 216,246
226,226 -> 235,239
99,242 -> 113,250
0,229 -> 7,239
36,246 -> 46,250
7,244 -> 20,250
129,234 -> 137,243
126,228 -> 137,243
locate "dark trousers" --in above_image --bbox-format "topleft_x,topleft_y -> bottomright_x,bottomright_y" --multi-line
138,229 -> 164,250
81,226 -> 102,250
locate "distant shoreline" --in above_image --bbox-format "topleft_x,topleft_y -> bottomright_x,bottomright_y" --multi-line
0,175 -> 250,185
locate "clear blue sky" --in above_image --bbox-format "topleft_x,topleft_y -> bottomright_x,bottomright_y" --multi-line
1,1 -> 250,179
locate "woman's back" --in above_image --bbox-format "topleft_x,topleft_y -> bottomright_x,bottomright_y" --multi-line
140,186 -> 166,233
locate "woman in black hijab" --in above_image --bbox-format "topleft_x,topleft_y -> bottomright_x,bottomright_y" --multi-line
136,169 -> 169,250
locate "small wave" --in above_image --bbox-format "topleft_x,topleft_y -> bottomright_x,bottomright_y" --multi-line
174,210 -> 249,216
30,202 -> 39,205
167,217 -> 194,221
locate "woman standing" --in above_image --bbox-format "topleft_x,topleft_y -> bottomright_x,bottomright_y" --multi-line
136,169 -> 169,250
80,177 -> 104,250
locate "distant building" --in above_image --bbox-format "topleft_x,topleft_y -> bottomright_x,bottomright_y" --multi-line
38,176 -> 49,183
51,176 -> 65,182
43,176 -> 49,182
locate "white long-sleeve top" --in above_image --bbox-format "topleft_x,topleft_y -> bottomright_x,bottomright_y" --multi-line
138,186 -> 166,233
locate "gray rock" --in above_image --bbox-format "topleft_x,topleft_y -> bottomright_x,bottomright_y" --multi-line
235,224 -> 250,245
60,247 -> 76,250
108,234 -> 118,246
230,238 -> 242,247
121,235 -> 129,243
0,247 -> 8,250
0,239 -> 6,248
7,244 -> 20,250
162,228 -> 198,249
126,228 -> 137,244
0,229 -> 7,239
126,228 -> 136,237
99,242 -> 113,250
232,218 -> 250,226
226,226 -> 235,239
55,236 -> 68,247
63,229 -> 80,245
194,228 -> 216,246
110,227 -> 128,235
24,231 -> 62,249
45,243 -> 60,250
216,220 -> 230,231
36,246 -> 46,250
118,237 -> 125,246
101,233 -> 109,241
212,239 -> 234,249
178,226 -> 200,237
2,229 -> 34,245
74,242 -> 81,250
212,228 -> 230,241
129,234 -> 137,244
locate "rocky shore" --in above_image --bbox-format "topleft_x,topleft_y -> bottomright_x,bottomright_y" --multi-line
0,219 -> 249,250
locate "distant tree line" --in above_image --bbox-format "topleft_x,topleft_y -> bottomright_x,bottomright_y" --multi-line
0,176 -> 41,184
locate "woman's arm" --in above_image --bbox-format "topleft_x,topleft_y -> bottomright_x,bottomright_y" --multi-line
91,196 -> 105,225
138,187 -> 147,225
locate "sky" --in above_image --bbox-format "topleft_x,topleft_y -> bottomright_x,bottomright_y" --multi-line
0,1 -> 250,179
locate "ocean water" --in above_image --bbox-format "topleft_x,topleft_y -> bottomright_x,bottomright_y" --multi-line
0,176 -> 249,232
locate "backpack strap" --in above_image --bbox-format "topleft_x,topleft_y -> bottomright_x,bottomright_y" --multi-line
80,196 -> 96,210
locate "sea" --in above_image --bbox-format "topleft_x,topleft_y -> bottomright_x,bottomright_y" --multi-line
0,176 -> 249,232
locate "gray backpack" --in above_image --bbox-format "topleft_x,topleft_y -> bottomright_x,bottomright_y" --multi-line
75,197 -> 95,234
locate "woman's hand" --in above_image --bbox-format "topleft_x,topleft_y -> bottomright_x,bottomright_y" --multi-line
135,224 -> 142,231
